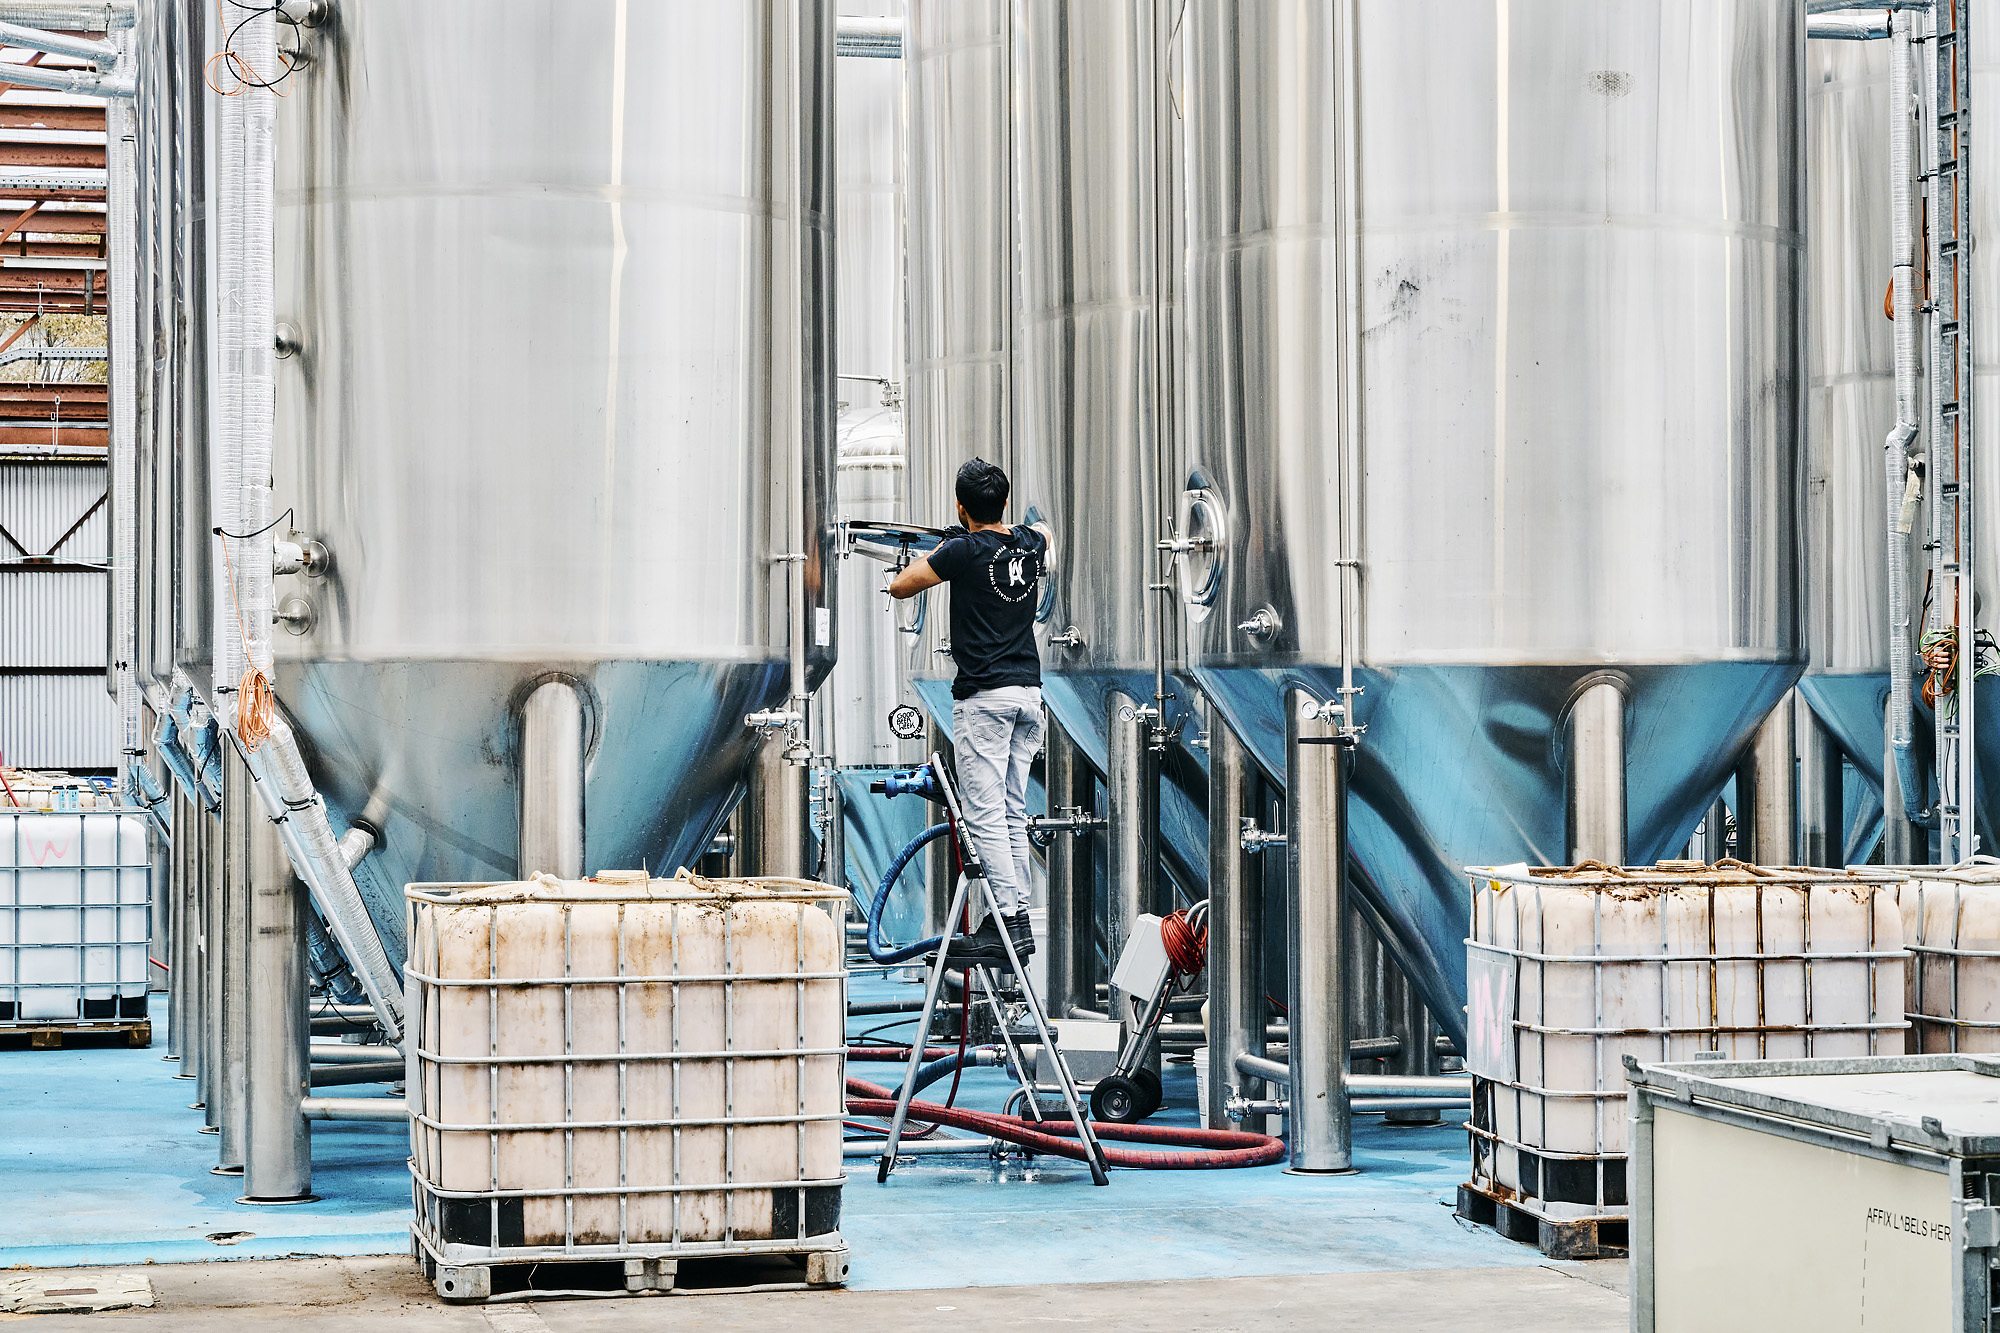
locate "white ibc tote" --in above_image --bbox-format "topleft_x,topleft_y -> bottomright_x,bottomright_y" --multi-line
1465,862 -> 1908,1227
406,872 -> 847,1263
0,809 -> 152,1024
1892,860 -> 2000,1053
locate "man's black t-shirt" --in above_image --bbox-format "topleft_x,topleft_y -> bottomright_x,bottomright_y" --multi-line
928,524 -> 1047,700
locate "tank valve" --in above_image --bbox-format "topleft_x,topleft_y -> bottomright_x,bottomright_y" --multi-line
274,596 -> 317,636
1046,626 -> 1084,651
1237,606 -> 1281,642
1225,1092 -> 1287,1122
1239,818 -> 1286,855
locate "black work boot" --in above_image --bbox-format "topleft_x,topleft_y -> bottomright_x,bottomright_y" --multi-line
942,916 -> 1008,968
1004,912 -> 1036,961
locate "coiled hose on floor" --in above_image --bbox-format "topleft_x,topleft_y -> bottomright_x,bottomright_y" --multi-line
863,822 -> 952,964
845,1075 -> 1287,1170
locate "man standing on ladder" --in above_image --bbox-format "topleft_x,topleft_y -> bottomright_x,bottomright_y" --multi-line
888,458 -> 1052,971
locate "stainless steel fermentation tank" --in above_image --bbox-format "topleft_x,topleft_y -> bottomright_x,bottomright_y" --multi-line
1181,0 -> 1807,1045
268,0 -> 837,953
1797,36 -> 1897,864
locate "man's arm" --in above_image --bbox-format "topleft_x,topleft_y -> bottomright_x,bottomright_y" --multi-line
1032,522 -> 1055,573
888,554 -> 943,600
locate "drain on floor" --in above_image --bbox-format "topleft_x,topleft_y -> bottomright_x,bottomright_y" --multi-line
206,1230 -> 255,1245
0,1272 -> 156,1314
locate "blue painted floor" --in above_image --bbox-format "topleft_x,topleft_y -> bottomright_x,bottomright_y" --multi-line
0,974 -> 1546,1290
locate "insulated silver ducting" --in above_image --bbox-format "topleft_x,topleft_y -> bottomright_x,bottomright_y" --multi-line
1808,15 -> 1891,40
1884,10 -> 1920,826
211,5 -> 404,1044
0,2 -> 131,29
0,19 -> 117,63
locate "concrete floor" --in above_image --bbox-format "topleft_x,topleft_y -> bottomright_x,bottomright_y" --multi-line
0,970 -> 1632,1326
16,1255 -> 1630,1331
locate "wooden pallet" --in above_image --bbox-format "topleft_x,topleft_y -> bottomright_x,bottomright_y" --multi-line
416,1240 -> 850,1303
1456,1183 -> 1627,1260
0,1020 -> 151,1051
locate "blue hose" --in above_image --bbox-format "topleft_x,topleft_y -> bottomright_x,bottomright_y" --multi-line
866,822 -> 952,964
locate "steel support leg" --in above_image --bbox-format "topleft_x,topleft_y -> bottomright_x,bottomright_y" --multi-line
1564,676 -> 1627,865
1286,687 -> 1351,1173
1206,717 -> 1264,1131
242,770 -> 314,1203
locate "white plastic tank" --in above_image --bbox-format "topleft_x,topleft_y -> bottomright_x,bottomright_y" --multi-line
407,873 -> 846,1258
0,810 -> 151,1024
1892,863 -> 2000,1054
1466,862 -> 1907,1225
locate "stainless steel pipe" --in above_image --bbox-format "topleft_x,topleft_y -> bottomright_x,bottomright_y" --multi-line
168,786 -> 193,1069
307,1044 -> 399,1063
200,804 -> 221,1132
519,679 -> 585,879
742,733 -> 810,879
1235,1051 -> 1469,1100
1564,677 -> 1626,864
299,1097 -> 406,1123
1106,690 -> 1159,1025
1285,688 -> 1350,1173
215,745 -> 254,1171
1795,692 -> 1843,868
1043,718 -> 1085,1019
309,1062 -> 405,1088
1206,717 -> 1265,1130
1884,697 -> 1918,864
1738,698 -> 1798,864
242,789 -> 311,1202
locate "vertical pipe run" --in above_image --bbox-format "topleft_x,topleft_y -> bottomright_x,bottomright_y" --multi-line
1884,8 -> 1921,830
1106,690 -> 1158,1025
1044,718 -> 1082,1019
1564,678 -> 1626,865
1206,719 -> 1264,1130
200,803 -> 221,1130
924,715 -> 954,934
1286,688 -> 1350,1172
168,786 -> 194,1071
215,743 -> 253,1172
1738,701 -> 1798,865
1795,693 -> 1843,868
1884,698 -> 1918,864
519,679 -> 585,879
242,786 -> 312,1202
146,748 -> 170,993
743,735 -> 810,878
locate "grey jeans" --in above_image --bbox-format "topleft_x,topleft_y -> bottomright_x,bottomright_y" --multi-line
950,685 -> 1044,918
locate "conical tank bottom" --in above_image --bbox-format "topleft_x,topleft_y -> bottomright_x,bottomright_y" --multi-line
1197,660 -> 1803,1052
277,658 -> 788,970
1797,672 -> 1890,862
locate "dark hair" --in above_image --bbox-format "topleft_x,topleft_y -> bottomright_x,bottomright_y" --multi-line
955,457 -> 1009,524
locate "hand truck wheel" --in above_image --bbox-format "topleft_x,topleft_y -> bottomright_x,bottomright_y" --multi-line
1090,1073 -> 1146,1125
1133,1066 -> 1163,1118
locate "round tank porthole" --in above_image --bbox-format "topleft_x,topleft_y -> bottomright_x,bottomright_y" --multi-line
1175,483 -> 1225,621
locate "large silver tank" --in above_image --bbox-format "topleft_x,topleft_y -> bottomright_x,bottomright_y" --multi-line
831,0 -> 907,768
1010,0 -> 1190,761
1182,0 -> 1806,1041
1798,37 -> 1895,859
901,0 -> 1015,720
270,1 -> 836,953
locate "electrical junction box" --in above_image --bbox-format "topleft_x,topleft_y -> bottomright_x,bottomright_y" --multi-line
1109,913 -> 1171,1024
1627,1054 -> 2000,1333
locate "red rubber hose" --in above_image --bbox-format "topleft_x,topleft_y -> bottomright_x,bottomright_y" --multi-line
846,1076 -> 1286,1170
1161,906 -> 1208,985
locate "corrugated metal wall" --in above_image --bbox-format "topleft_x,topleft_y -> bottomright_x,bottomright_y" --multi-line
1,460 -> 114,770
